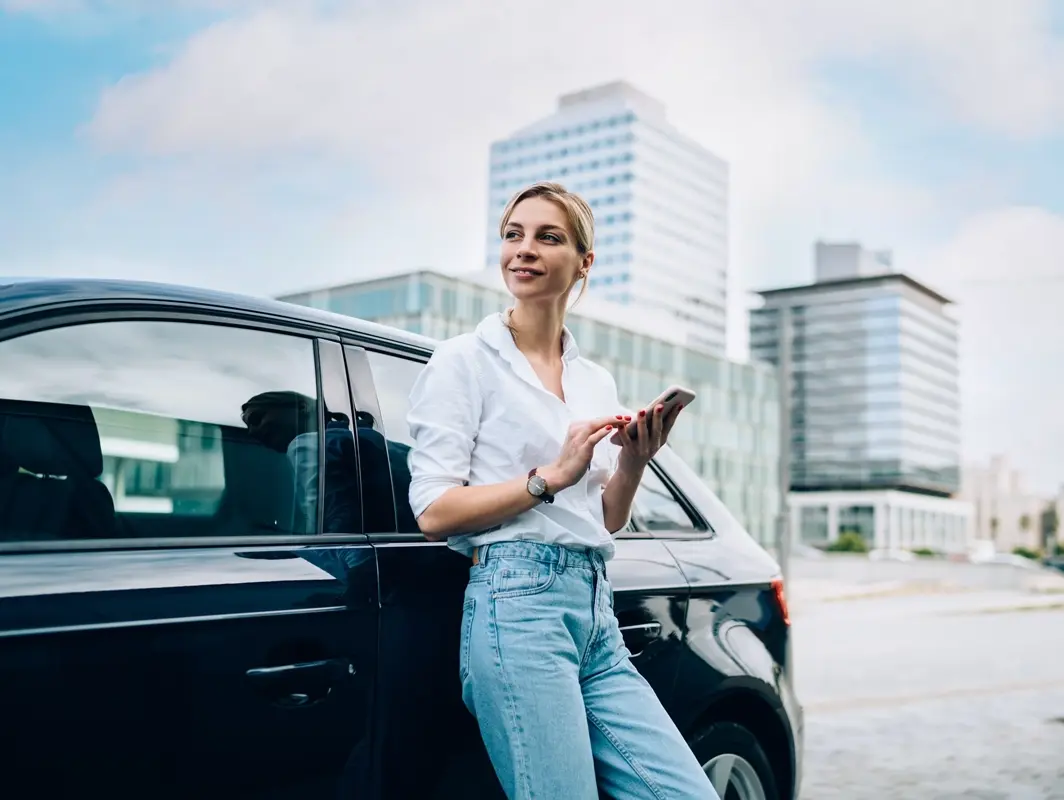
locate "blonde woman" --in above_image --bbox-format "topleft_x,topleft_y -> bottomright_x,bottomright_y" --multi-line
407,182 -> 718,799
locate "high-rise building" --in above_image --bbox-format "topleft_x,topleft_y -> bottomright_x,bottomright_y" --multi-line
486,81 -> 729,354
279,268 -> 779,545
750,242 -> 972,553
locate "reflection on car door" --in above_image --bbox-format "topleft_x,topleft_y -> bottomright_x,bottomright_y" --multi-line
0,545 -> 379,798
0,317 -> 379,798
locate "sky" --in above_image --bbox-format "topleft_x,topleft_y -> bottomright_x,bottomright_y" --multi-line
2,0 -> 1063,494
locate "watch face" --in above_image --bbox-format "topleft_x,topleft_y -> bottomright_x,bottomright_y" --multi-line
527,474 -> 547,496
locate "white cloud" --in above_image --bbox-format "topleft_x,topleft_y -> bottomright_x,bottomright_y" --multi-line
80,1 -> 1064,335
80,0 -> 903,358
918,206 -> 1064,494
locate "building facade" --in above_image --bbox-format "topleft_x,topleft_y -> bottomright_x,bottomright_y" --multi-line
751,242 -> 970,552
486,81 -> 729,354
280,269 -> 780,545
961,455 -> 1049,554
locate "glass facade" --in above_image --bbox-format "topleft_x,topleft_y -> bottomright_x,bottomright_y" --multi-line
751,275 -> 960,496
281,270 -> 780,545
485,83 -> 729,354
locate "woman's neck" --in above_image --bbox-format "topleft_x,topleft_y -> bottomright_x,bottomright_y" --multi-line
509,300 -> 567,361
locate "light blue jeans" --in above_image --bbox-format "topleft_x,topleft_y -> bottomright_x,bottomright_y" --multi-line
460,540 -> 720,800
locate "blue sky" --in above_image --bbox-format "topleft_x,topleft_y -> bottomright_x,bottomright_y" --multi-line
2,0 -> 1064,493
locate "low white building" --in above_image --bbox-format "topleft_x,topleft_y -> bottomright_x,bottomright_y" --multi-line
789,489 -> 973,554
961,456 -> 1049,553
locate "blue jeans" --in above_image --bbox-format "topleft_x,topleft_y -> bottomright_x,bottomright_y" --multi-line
460,541 -> 719,800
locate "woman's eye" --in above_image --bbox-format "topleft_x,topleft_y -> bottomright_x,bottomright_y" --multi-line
504,230 -> 520,240
541,234 -> 560,243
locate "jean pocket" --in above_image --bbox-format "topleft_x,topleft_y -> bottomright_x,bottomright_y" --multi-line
459,597 -> 475,682
492,563 -> 556,599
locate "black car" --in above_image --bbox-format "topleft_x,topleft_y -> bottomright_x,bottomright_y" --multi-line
0,278 -> 802,800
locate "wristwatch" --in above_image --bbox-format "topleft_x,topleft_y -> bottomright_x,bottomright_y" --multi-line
526,468 -> 555,504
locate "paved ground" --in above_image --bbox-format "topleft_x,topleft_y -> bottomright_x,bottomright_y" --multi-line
790,561 -> 1064,799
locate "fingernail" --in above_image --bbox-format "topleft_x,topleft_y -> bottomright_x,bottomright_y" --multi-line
639,410 -> 646,417
678,404 -> 684,411
624,415 -> 632,421
656,404 -> 664,412
615,415 -> 623,419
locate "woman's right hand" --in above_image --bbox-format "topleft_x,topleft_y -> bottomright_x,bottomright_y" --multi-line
542,416 -> 625,491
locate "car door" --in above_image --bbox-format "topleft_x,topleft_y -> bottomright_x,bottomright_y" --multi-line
608,458 -> 717,721
0,314 -> 379,799
346,344 -> 505,799
647,446 -> 792,737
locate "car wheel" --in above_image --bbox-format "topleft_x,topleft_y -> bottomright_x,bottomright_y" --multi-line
689,721 -> 780,800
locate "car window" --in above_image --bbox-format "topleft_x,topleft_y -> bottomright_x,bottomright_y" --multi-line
0,319 -> 330,543
631,465 -> 702,532
364,351 -> 426,532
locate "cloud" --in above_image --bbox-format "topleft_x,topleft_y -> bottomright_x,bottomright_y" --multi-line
919,206 -> 1064,494
79,0 -> 905,355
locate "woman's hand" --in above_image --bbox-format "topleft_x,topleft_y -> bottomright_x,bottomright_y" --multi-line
543,416 -> 623,491
611,403 -> 683,474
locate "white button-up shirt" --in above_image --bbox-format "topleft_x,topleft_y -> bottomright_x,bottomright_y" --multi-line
407,312 -> 627,560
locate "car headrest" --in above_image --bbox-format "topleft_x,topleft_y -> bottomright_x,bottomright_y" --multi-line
0,400 -> 104,479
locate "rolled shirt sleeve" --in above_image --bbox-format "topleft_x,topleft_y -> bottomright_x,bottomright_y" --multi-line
406,338 -> 483,521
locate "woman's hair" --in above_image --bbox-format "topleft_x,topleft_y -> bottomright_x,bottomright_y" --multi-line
499,181 -> 595,308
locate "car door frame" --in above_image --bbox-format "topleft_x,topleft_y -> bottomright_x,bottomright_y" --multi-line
0,299 -> 382,798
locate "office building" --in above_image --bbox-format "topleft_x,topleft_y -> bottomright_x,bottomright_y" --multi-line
750,242 -> 972,553
280,269 -> 779,545
486,81 -> 729,354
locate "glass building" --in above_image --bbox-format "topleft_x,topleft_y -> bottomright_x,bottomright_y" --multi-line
486,81 -> 729,354
750,242 -> 971,553
280,269 -> 780,545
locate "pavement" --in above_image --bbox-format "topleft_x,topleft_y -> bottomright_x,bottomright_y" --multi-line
789,556 -> 1064,799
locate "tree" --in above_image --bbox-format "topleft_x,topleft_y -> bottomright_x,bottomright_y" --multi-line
1042,504 -> 1060,555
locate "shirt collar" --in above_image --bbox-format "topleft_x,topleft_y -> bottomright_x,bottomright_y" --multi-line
475,311 -> 580,364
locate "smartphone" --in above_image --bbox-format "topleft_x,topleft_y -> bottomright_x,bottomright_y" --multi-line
625,385 -> 696,438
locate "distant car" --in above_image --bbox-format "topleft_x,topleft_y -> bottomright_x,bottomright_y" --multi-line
0,278 -> 803,799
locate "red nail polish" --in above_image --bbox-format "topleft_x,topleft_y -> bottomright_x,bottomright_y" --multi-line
656,404 -> 664,412
639,410 -> 646,417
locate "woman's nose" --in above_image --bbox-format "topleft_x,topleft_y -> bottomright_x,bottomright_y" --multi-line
515,237 -> 538,259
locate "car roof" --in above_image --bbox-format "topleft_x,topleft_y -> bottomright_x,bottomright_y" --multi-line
0,276 -> 437,353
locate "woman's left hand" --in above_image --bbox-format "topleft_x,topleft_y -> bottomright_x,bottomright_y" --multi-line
610,402 -> 684,472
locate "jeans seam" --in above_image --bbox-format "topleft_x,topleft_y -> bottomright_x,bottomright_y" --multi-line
489,593 -> 534,799
585,707 -> 669,800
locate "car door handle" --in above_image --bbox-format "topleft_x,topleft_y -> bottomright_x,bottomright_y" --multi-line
618,622 -> 662,658
246,658 -> 355,709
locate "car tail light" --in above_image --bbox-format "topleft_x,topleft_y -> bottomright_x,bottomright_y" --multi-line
771,578 -> 790,627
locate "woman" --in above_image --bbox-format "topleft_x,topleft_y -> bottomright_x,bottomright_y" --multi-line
406,182 -> 719,799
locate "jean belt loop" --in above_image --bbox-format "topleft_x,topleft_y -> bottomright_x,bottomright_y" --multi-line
480,544 -> 489,564
557,545 -> 567,573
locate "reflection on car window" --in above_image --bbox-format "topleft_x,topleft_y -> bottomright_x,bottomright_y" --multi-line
632,467 -> 698,532
0,320 -> 325,542
365,351 -> 425,532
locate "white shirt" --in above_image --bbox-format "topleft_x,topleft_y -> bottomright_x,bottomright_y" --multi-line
407,312 -> 627,560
